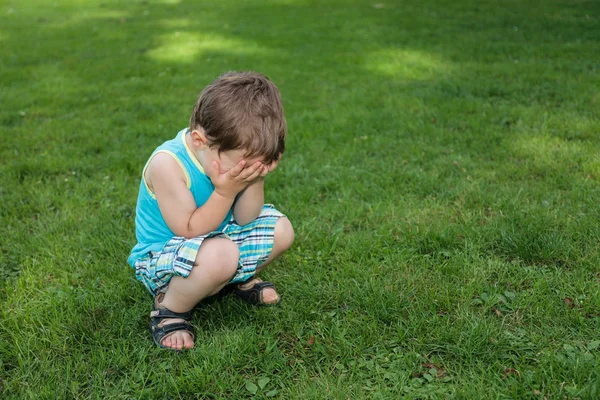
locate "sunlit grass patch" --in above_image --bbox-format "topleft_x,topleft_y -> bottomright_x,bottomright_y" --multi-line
156,17 -> 193,29
510,134 -> 588,166
364,48 -> 450,81
147,32 -> 267,63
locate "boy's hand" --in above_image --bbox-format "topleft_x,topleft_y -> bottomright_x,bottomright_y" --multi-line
245,158 -> 279,186
246,158 -> 281,188
210,160 -> 264,198
266,158 -> 280,173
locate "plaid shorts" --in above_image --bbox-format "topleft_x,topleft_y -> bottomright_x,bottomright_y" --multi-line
134,205 -> 284,296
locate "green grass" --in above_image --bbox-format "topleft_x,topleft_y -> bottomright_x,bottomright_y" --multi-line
1,0 -> 600,398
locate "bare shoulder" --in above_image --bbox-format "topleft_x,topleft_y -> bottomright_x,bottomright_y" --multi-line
143,151 -> 198,236
145,152 -> 186,191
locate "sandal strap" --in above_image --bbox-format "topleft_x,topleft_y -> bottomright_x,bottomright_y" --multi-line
248,281 -> 275,290
152,321 -> 192,335
150,320 -> 195,347
233,280 -> 279,305
150,308 -> 192,321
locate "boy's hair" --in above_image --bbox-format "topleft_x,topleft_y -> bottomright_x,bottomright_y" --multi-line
189,71 -> 287,164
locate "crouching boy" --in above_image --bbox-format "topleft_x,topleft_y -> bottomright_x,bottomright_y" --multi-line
127,72 -> 294,350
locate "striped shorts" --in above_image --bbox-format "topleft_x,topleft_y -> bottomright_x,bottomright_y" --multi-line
134,205 -> 284,296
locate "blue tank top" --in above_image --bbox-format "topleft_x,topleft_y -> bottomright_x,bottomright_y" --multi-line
127,128 -> 232,267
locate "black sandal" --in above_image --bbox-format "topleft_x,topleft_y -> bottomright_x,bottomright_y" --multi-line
149,297 -> 195,349
232,277 -> 281,306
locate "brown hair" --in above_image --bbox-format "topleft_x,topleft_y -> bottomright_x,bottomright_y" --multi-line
189,72 -> 287,164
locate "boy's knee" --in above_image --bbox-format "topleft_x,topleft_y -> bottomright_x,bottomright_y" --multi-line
196,238 -> 239,282
274,217 -> 294,253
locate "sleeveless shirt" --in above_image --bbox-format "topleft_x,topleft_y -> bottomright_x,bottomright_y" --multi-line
127,128 -> 232,266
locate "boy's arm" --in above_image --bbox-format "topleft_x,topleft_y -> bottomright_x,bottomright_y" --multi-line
233,158 -> 279,226
148,153 -> 262,238
232,180 -> 265,226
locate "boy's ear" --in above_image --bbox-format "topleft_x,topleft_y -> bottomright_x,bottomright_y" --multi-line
190,128 -> 209,149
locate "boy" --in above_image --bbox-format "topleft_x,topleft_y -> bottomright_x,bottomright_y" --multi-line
128,72 -> 294,350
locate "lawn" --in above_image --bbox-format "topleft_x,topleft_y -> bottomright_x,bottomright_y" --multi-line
1,0 -> 600,398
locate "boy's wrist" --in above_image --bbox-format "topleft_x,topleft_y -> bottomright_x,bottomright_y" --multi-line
249,176 -> 266,185
213,188 -> 239,201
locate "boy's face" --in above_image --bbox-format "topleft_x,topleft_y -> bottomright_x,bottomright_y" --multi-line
213,149 -> 264,174
188,129 -> 267,173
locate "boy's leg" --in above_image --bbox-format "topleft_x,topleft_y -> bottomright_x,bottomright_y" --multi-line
256,217 -> 295,272
237,217 -> 294,303
157,237 -> 239,350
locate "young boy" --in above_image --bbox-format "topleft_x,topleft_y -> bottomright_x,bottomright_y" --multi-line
127,72 -> 294,350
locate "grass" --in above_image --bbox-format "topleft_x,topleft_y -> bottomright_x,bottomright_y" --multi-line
1,0 -> 600,398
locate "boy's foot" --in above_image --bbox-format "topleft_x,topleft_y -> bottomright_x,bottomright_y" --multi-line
150,294 -> 195,350
233,277 -> 281,305
155,319 -> 195,350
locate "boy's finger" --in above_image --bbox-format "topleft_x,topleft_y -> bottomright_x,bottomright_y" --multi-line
245,170 -> 263,183
244,164 -> 264,182
239,162 -> 262,179
260,165 -> 268,177
228,160 -> 246,177
268,160 -> 279,172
